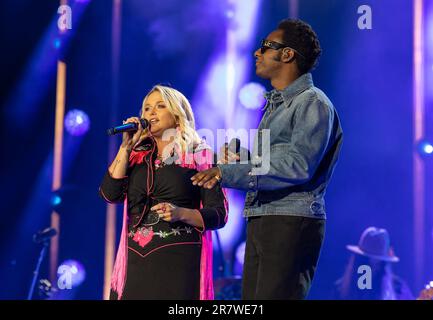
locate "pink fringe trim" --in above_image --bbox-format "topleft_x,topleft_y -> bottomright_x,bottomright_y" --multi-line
110,198 -> 128,299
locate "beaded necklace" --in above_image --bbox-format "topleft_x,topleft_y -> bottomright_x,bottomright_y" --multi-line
154,148 -> 175,170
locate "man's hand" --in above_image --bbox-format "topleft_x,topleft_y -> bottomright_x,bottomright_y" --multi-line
218,143 -> 240,164
191,167 -> 222,189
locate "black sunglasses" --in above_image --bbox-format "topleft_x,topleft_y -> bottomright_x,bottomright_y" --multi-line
260,39 -> 305,58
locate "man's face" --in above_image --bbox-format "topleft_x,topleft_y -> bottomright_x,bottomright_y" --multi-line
254,30 -> 285,79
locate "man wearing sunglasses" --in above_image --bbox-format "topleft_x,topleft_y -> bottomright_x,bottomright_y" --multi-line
192,19 -> 343,299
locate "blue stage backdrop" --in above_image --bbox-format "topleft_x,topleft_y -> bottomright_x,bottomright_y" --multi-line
0,0 -> 431,300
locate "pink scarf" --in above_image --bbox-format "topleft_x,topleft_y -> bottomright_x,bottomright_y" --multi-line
110,145 -> 228,300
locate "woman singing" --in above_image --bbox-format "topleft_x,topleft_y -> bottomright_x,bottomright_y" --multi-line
99,85 -> 228,300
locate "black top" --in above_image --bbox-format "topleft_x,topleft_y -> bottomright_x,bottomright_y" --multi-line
99,150 -> 227,257
100,161 -> 227,228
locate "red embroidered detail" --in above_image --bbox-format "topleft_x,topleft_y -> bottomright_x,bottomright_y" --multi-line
129,149 -> 151,167
132,227 -> 154,247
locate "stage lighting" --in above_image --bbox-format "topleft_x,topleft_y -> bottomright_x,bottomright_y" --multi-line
225,9 -> 235,19
53,38 -> 62,49
57,259 -> 86,288
235,241 -> 246,266
50,186 -> 79,211
422,143 -> 433,154
65,109 -> 90,136
238,82 -> 266,110
417,140 -> 433,156
51,194 -> 62,208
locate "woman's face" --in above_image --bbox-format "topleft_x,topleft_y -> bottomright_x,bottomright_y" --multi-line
143,91 -> 177,137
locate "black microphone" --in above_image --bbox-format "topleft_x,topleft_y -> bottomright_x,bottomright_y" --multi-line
107,118 -> 149,136
33,228 -> 57,244
228,138 -> 251,162
228,138 -> 241,154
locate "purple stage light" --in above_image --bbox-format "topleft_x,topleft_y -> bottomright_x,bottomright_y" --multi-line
235,241 -> 246,266
238,82 -> 266,110
57,259 -> 86,287
232,240 -> 246,276
192,0 -> 262,257
225,9 -> 235,20
64,109 -> 90,136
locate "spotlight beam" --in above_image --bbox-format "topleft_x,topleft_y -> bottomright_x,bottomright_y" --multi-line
412,0 -> 426,291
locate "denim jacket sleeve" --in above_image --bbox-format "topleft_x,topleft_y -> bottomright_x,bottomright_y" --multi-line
218,96 -> 334,191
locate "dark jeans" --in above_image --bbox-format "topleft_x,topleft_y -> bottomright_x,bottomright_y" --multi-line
242,215 -> 325,300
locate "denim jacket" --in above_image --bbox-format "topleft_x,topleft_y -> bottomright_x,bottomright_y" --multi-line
218,73 -> 343,219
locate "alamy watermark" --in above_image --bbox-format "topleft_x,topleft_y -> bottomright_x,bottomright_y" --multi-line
357,264 -> 372,290
357,5 -> 372,30
57,264 -> 76,290
57,5 -> 72,31
158,128 -> 271,175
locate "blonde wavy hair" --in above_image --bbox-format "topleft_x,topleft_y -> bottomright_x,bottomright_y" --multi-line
140,85 -> 202,155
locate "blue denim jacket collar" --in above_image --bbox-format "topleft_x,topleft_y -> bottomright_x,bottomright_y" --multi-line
264,73 -> 314,108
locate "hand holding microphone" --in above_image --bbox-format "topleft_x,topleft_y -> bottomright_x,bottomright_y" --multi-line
113,117 -> 149,152
218,138 -> 250,164
107,118 -> 149,135
106,117 -> 150,179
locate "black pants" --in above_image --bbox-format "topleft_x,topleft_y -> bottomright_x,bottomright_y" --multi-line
242,215 -> 325,300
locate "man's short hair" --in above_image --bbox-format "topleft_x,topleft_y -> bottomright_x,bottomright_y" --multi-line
277,19 -> 322,74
